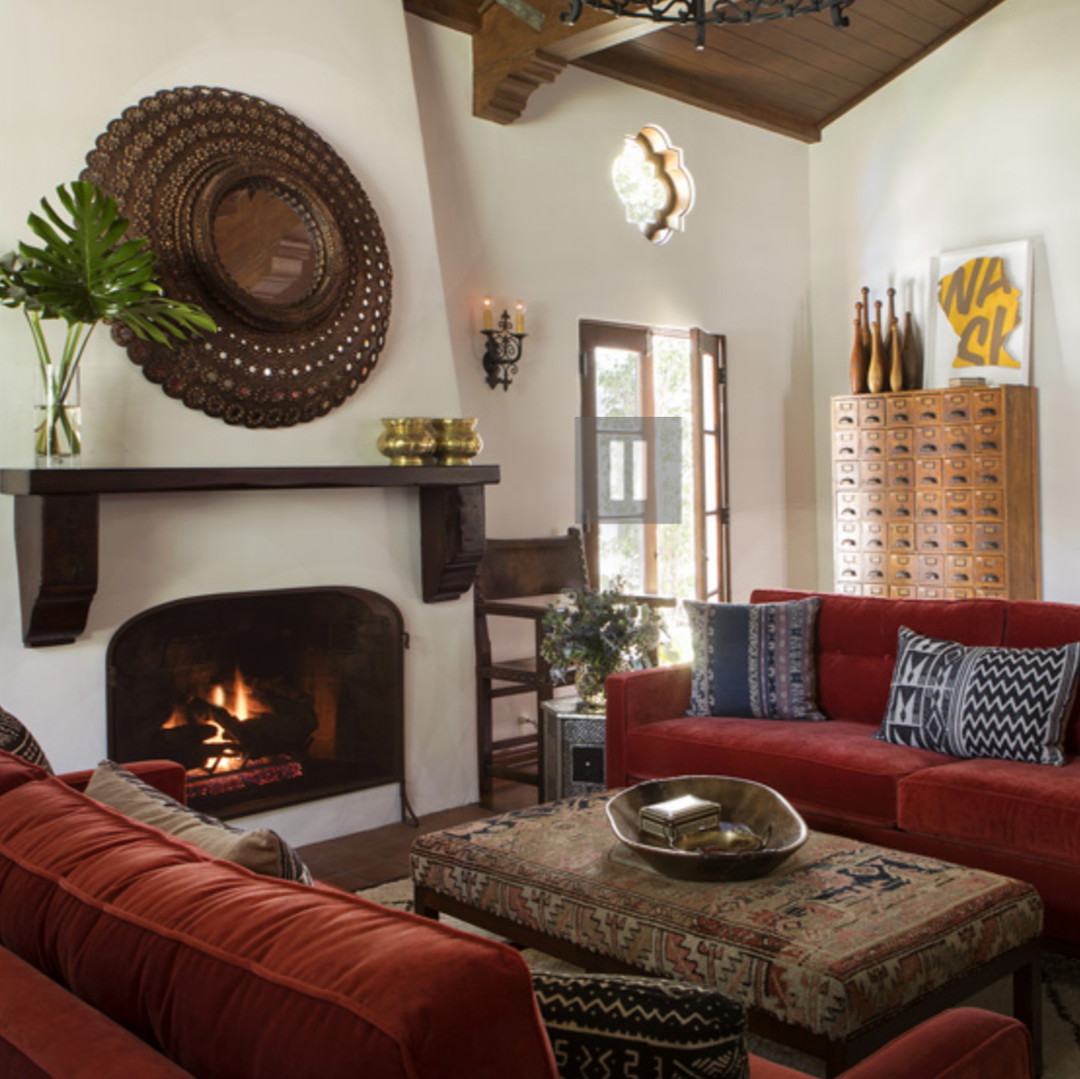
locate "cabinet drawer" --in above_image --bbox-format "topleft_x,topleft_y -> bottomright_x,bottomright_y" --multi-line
915,458 -> 942,487
914,425 -> 943,455
975,555 -> 1007,587
973,455 -> 1003,486
916,522 -> 944,551
836,521 -> 860,551
837,581 -> 862,596
943,425 -> 971,454
889,553 -> 915,583
890,585 -> 918,599
858,396 -> 887,427
835,460 -> 859,489
973,389 -> 1002,419
915,491 -> 942,519
943,456 -> 972,486
887,427 -> 914,456
858,429 -> 887,458
834,429 -> 858,458
942,390 -> 971,421
887,459 -> 914,488
888,522 -> 915,551
861,521 -> 887,551
945,555 -> 974,586
862,553 -> 888,582
975,522 -> 1005,552
944,522 -> 973,552
836,552 -> 860,583
914,394 -> 941,422
974,490 -> 1004,519
865,583 -> 890,598
861,461 -> 887,489
888,491 -> 915,519
834,398 -> 858,427
917,587 -> 945,599
944,491 -> 972,519
972,422 -> 1003,452
917,553 -> 944,585
836,492 -> 860,520
887,396 -> 915,425
946,587 -> 975,599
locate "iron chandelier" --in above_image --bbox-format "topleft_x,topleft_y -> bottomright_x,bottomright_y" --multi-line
563,1 -> 855,49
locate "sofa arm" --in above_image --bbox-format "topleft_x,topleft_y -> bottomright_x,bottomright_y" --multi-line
605,665 -> 692,787
60,760 -> 187,803
749,1008 -> 1032,1079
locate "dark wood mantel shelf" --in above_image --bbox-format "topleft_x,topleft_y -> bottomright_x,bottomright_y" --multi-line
0,466 -> 500,648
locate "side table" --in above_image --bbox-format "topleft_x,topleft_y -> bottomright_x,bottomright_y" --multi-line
540,698 -> 606,802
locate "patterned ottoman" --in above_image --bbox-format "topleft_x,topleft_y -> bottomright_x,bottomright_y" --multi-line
411,793 -> 1042,1077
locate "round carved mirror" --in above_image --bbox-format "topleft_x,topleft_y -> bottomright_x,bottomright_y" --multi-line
82,86 -> 392,428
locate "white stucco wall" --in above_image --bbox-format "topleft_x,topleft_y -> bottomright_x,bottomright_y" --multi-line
809,0 -> 1080,600
0,0 -> 472,843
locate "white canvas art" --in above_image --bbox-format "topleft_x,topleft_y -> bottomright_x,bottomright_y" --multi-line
929,240 -> 1032,388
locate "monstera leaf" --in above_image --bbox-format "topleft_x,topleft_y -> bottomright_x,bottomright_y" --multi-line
13,180 -> 215,345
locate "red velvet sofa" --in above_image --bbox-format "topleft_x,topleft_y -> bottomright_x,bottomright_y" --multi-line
606,588 -> 1080,946
0,750 -> 1031,1079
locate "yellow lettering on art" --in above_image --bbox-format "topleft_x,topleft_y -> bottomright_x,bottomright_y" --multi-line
937,256 -> 1022,369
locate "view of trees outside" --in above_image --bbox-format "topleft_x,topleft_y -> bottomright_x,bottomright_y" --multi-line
594,335 -> 695,662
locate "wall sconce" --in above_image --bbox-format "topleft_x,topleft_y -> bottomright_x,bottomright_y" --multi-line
481,297 -> 527,391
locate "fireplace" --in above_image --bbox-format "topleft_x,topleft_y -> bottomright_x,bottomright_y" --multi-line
107,587 -> 406,818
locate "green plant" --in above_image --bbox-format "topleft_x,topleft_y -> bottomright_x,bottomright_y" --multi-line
0,180 -> 216,459
541,579 -> 663,694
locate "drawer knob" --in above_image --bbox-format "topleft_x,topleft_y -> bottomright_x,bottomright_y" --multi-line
979,474 -> 999,484
981,574 -> 1001,583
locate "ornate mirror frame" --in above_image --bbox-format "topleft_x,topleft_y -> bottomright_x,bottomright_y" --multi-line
82,86 -> 392,428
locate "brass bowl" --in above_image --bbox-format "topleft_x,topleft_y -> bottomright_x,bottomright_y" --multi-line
429,417 -> 482,466
606,776 -> 808,881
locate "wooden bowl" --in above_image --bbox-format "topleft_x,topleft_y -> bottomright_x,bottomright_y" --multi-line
606,775 -> 808,881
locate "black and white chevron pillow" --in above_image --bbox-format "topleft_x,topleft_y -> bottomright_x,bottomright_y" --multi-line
876,626 -> 1080,766
531,971 -> 748,1079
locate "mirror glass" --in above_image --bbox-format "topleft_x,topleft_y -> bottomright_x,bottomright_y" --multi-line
212,187 -> 317,306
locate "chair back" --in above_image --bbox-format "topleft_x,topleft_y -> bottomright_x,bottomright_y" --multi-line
475,529 -> 589,602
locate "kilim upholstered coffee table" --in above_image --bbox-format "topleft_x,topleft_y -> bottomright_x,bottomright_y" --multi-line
411,792 -> 1043,1078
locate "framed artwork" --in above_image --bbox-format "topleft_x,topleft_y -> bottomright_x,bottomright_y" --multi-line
929,240 -> 1032,387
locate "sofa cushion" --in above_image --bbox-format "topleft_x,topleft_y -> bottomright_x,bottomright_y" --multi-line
531,972 -> 747,1079
898,757 -> 1080,869
0,946 -> 195,1079
0,761 -> 558,1079
1004,599 -> 1080,754
84,759 -> 312,883
750,590 -> 1007,726
685,597 -> 824,721
0,706 -> 52,772
0,750 -> 49,797
876,627 -> 1080,766
621,717 -> 956,826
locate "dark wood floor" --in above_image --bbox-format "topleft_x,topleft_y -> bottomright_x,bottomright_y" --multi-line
296,780 -> 536,892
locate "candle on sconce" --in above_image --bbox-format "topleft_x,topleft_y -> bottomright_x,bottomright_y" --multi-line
482,297 -> 493,330
514,301 -> 526,334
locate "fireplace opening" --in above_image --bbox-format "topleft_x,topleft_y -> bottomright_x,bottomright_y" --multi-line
107,587 -> 406,818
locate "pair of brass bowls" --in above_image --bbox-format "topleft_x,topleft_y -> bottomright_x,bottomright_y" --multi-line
376,417 -> 482,466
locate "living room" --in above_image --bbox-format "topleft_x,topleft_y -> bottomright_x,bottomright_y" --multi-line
1,0 -> 1076,846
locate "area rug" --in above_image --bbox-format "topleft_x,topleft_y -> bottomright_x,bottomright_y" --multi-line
358,878 -> 1080,1078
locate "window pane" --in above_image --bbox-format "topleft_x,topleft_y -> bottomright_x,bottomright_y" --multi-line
703,432 -> 717,513
595,348 -> 640,417
706,511 -> 719,596
701,350 -> 716,430
599,521 -> 644,592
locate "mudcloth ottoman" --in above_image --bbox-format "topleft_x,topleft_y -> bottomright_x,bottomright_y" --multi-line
411,793 -> 1043,1078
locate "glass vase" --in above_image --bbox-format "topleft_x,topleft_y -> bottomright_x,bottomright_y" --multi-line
34,364 -> 81,468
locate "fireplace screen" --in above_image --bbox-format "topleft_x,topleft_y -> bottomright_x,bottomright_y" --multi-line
107,587 -> 405,817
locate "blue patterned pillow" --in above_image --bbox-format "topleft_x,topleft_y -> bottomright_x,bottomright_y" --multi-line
685,598 -> 824,720
876,626 -> 1080,765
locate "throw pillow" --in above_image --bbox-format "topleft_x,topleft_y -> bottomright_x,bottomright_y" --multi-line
685,597 -> 825,720
531,971 -> 748,1079
85,759 -> 313,883
0,705 -> 53,772
876,626 -> 1080,766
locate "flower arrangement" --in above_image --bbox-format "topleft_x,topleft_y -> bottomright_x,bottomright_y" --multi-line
0,180 -> 216,463
541,579 -> 663,707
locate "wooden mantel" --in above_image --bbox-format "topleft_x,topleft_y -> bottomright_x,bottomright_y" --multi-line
0,466 -> 500,648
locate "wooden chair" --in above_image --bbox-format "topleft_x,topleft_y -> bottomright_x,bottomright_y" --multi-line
474,529 -> 589,803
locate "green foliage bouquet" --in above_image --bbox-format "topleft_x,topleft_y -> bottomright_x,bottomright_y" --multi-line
541,579 -> 663,707
0,180 -> 216,463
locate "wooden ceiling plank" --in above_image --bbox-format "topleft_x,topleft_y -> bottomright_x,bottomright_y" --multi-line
571,48 -> 823,142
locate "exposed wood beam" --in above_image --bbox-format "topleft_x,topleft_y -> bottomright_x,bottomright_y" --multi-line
403,0 -> 482,35
572,47 -> 824,143
473,0 -> 664,123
